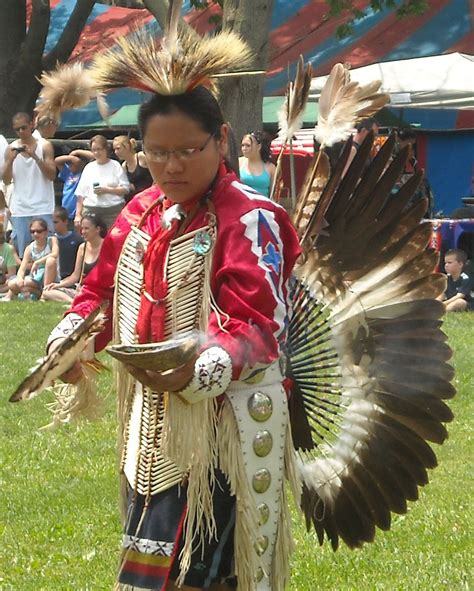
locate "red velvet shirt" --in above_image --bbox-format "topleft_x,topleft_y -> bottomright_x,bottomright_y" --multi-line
69,165 -> 301,378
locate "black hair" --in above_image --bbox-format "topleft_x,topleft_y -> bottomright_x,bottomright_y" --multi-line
244,131 -> 273,163
82,213 -> 108,238
355,117 -> 378,132
398,128 -> 417,142
445,248 -> 467,264
54,206 -> 69,222
12,112 -> 32,123
138,86 -> 239,175
138,86 -> 224,139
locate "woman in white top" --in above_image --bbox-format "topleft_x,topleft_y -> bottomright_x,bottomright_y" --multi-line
74,135 -> 129,230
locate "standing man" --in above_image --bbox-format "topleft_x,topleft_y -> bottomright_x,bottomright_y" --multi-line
2,112 -> 56,257
0,133 -> 8,230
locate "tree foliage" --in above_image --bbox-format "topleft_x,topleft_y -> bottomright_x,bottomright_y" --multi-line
0,0 -> 430,136
325,0 -> 429,38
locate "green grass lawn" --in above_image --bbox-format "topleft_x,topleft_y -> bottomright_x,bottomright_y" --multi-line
0,302 -> 472,590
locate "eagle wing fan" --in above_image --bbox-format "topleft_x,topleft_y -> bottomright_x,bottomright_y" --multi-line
286,134 -> 454,551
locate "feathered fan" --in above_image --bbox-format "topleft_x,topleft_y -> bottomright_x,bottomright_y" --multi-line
10,305 -> 106,403
285,128 -> 454,550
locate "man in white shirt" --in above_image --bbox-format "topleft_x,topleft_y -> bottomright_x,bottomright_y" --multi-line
0,134 -> 9,233
2,112 -> 56,257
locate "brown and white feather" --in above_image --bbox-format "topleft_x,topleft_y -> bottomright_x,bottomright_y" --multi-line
315,63 -> 390,147
287,133 -> 455,551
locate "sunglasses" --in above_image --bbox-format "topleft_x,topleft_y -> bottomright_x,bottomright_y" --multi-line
31,229 -> 46,234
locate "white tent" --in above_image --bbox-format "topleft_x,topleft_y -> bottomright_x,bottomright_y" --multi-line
310,53 -> 474,109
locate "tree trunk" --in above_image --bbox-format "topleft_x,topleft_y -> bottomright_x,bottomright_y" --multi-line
219,0 -> 274,147
0,0 -> 273,137
0,0 -> 30,133
0,0 -> 95,135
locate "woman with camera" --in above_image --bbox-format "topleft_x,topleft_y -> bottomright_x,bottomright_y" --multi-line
74,135 -> 130,230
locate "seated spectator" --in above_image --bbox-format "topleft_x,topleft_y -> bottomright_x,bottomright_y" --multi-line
55,152 -> 92,226
0,223 -> 20,295
4,218 -> 58,301
112,135 -> 153,202
438,248 -> 473,312
42,213 -> 106,303
74,135 -> 129,231
45,206 -> 83,282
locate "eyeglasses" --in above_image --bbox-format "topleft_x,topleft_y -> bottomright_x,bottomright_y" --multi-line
31,229 -> 46,234
144,134 -> 214,163
13,125 -> 29,132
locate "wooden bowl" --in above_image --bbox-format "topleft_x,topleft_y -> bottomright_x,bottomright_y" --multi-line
106,333 -> 199,372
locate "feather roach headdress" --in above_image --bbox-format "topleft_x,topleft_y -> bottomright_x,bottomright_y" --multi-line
36,62 -> 108,123
36,0 -> 254,119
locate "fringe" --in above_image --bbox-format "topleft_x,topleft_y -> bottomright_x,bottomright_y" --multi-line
40,361 -> 104,431
272,422 -> 301,591
272,485 -> 293,591
218,398 -> 261,591
162,394 -> 220,585
285,420 -> 302,507
112,268 -> 137,524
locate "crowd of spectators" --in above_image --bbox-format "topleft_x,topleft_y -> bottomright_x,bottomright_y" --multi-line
0,111 -> 472,309
0,111 -> 154,303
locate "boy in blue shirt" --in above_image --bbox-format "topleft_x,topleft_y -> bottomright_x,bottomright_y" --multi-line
55,151 -> 91,227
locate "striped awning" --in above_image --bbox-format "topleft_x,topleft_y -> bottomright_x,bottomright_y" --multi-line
30,0 -> 473,129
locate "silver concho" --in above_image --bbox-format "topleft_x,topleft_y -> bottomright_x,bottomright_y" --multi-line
193,230 -> 213,256
253,430 -> 273,457
252,468 -> 271,493
248,391 -> 273,422
255,535 -> 269,556
257,503 -> 270,525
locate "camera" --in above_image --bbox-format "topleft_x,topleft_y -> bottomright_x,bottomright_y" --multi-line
13,146 -> 26,153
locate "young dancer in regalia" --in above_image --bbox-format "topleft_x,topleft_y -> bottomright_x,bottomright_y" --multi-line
17,3 -> 456,590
